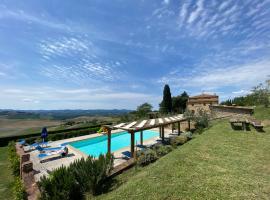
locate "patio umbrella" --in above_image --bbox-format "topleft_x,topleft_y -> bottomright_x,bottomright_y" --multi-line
41,127 -> 48,142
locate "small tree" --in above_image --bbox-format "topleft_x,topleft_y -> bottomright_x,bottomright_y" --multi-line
160,84 -> 172,113
252,81 -> 269,107
194,108 -> 211,130
136,103 -> 153,118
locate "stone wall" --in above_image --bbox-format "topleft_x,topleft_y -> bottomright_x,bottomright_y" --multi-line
210,105 -> 254,118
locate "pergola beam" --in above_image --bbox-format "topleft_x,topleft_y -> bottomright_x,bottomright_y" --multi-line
130,131 -> 135,158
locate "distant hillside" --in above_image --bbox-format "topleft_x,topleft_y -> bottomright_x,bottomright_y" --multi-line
0,109 -> 132,120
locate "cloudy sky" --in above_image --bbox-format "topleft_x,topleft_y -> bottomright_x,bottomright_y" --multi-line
0,0 -> 269,110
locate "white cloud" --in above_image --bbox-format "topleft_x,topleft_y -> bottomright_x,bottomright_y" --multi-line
232,89 -> 252,95
0,71 -> 7,76
187,0 -> 204,24
159,59 -> 270,90
0,9 -> 70,31
163,0 -> 170,5
0,86 -> 160,109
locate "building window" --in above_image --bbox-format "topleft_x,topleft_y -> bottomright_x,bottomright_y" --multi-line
192,104 -> 194,106
204,103 -> 206,106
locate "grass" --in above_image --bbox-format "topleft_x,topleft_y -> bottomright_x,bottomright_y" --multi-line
94,117 -> 270,199
253,105 -> 270,120
0,146 -> 13,200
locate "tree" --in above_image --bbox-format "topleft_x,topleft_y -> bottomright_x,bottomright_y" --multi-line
160,84 -> 172,113
136,103 -> 153,118
172,91 -> 189,113
252,82 -> 269,107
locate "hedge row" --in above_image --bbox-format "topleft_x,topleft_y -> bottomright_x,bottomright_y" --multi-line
25,127 -> 100,144
0,123 -> 112,146
8,141 -> 27,200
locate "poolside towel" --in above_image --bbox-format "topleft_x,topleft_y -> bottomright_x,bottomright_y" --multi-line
38,147 -> 68,161
36,145 -> 65,152
18,139 -> 48,149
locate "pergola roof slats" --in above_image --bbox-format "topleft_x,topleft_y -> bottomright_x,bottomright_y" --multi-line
149,119 -> 155,126
106,114 -> 188,132
114,123 -> 126,128
164,117 -> 171,122
169,117 -> 176,121
123,121 -> 137,129
136,120 -> 147,128
158,118 -> 164,124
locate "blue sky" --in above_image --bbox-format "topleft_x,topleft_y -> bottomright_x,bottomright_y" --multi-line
0,0 -> 269,110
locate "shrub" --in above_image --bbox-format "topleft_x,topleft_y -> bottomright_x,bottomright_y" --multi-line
39,165 -> 81,200
169,135 -> 188,147
194,108 -> 210,129
8,141 -> 20,177
182,131 -> 193,140
155,145 -> 173,157
70,153 -> 113,195
13,177 -> 27,200
39,153 -> 113,199
137,149 -> 158,166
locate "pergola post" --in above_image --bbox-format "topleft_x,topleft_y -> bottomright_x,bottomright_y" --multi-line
177,122 -> 181,136
130,130 -> 135,158
188,119 -> 191,131
140,130 -> 143,145
161,126 -> 165,143
171,123 -> 174,133
107,129 -> 111,154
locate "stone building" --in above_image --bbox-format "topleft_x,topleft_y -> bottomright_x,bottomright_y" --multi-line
187,93 -> 219,114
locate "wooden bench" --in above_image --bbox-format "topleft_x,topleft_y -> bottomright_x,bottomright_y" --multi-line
229,118 -> 249,131
249,119 -> 264,131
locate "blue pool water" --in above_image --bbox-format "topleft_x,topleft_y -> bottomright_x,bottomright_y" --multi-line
70,130 -> 159,157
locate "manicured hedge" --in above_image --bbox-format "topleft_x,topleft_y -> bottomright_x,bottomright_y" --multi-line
0,123 -> 112,146
25,127 -> 100,144
8,141 -> 20,176
8,141 -> 27,200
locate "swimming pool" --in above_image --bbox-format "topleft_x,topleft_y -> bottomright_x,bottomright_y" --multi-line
70,130 -> 159,157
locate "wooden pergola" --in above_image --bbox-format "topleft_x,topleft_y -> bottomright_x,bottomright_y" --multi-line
103,114 -> 190,158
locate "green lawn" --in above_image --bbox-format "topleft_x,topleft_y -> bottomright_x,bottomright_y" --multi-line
94,119 -> 270,199
0,147 -> 13,200
253,105 -> 270,120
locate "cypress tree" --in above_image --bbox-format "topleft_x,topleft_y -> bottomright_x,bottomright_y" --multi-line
161,84 -> 172,113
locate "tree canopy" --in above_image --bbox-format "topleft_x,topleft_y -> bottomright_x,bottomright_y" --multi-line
221,79 -> 270,107
172,91 -> 189,113
160,84 -> 172,113
136,102 -> 153,118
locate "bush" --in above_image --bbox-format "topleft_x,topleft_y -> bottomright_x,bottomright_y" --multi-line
194,109 -> 210,129
13,177 -> 27,200
39,153 -> 113,199
39,166 -> 81,200
70,153 -> 113,195
169,135 -> 188,147
137,149 -> 158,166
8,141 -> 20,177
151,144 -> 173,157
182,132 -> 193,140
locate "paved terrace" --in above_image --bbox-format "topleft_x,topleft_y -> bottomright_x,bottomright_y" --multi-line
26,128 -> 177,182
25,114 -> 190,182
